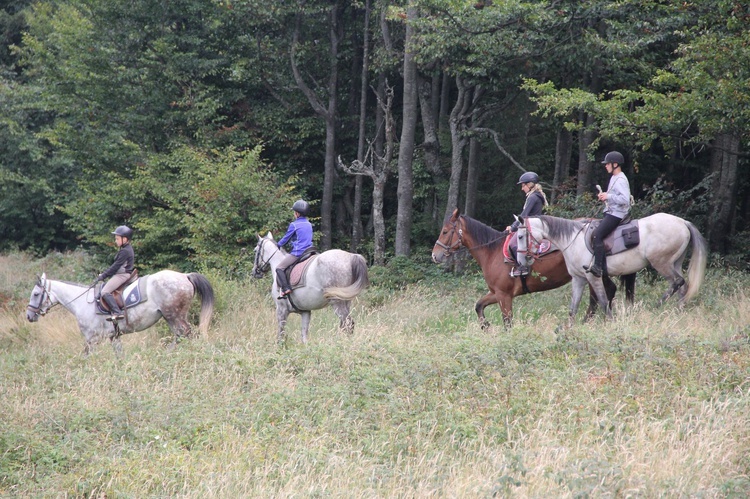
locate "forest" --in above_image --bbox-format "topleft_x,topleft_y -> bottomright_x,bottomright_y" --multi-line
1,0 -> 748,270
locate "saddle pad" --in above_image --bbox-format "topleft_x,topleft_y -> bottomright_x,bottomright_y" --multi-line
96,275 -> 149,315
289,256 -> 317,288
584,219 -> 640,256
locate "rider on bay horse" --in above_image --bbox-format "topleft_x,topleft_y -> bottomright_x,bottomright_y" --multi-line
506,171 -> 548,277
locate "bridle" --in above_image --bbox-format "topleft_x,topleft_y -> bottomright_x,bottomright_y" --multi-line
433,218 -> 464,257
435,216 -> 510,258
520,217 -> 586,261
26,278 -> 55,318
252,237 -> 280,278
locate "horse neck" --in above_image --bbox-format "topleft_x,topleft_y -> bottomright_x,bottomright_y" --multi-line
49,280 -> 91,312
263,241 -> 286,271
460,225 -> 502,264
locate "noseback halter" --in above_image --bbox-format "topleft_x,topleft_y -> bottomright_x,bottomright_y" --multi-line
253,238 -> 279,278
434,218 -> 464,257
27,279 -> 53,317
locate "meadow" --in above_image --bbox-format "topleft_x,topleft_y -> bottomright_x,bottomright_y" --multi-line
1,251 -> 749,497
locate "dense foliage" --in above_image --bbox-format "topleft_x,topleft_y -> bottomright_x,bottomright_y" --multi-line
1,0 -> 748,268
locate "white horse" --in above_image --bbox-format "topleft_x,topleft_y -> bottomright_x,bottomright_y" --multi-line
26,271 -> 215,355
252,233 -> 369,344
519,214 -> 707,322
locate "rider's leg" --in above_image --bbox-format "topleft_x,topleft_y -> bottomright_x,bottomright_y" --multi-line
515,228 -> 529,276
585,215 -> 621,277
276,254 -> 299,298
101,273 -> 129,320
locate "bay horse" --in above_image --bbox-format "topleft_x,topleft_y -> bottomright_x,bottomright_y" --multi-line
431,209 -> 634,328
26,271 -> 215,355
519,213 -> 707,323
252,233 -> 369,344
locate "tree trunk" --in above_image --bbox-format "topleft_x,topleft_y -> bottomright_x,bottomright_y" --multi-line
707,132 -> 740,253
417,74 -> 441,227
552,126 -> 572,203
351,0 -> 371,252
576,112 -> 596,196
395,4 -> 418,257
290,6 -> 342,250
444,77 -> 473,222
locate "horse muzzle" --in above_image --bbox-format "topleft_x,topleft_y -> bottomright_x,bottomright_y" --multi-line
26,307 -> 40,322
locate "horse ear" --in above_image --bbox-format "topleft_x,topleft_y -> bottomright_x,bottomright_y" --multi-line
266,231 -> 273,240
257,234 -> 262,242
451,208 -> 459,220
516,215 -> 523,223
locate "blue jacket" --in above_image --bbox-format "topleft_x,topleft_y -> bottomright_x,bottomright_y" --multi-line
278,217 -> 313,257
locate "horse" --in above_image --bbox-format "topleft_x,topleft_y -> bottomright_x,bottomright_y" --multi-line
252,233 -> 369,344
431,209 -> 635,328
26,270 -> 215,355
519,213 -> 707,323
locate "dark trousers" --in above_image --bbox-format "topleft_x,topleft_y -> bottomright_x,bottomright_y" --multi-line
276,254 -> 299,292
592,214 -> 622,268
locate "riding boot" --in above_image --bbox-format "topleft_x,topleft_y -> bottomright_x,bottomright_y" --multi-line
584,245 -> 605,278
102,294 -> 124,321
275,268 -> 292,299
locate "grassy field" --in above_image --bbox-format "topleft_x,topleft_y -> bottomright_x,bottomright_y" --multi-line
1,251 -> 749,497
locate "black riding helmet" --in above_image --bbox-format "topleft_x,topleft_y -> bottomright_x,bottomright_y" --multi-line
517,171 -> 539,184
292,199 -> 310,216
602,151 -> 625,165
111,225 -> 134,239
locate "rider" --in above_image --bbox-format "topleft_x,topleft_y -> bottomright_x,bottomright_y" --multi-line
96,225 -> 135,321
506,171 -> 548,277
276,200 -> 313,299
584,151 -> 632,278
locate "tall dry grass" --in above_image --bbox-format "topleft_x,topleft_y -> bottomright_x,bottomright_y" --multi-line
1,251 -> 749,497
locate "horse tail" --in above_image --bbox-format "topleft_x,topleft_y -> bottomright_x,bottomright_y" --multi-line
187,273 -> 215,335
684,222 -> 708,302
323,254 -> 370,301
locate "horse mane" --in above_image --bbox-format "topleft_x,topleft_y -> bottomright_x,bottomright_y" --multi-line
537,215 -> 585,241
461,216 -> 508,252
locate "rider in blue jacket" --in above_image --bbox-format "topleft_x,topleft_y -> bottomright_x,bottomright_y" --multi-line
276,200 -> 313,299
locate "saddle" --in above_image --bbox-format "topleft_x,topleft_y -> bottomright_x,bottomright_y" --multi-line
502,231 -> 555,266
95,270 -> 149,316
584,218 -> 640,256
283,247 -> 319,289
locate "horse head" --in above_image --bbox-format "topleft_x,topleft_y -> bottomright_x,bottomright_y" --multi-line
252,233 -> 277,279
432,209 -> 464,263
26,272 -> 54,322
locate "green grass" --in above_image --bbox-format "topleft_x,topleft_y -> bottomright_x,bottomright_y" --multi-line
1,252 -> 749,497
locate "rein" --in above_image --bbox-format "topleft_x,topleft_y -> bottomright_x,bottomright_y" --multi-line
26,279 -> 94,316
435,216 -> 508,256
523,217 -> 587,258
255,239 -> 280,275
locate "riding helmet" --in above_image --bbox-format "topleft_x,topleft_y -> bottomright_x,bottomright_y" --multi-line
111,225 -> 134,239
292,199 -> 310,216
517,171 -> 539,185
602,151 -> 625,165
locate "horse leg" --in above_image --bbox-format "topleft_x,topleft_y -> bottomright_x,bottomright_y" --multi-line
110,336 -> 123,357
497,294 -> 513,329
300,311 -> 312,344
332,300 -> 354,335
276,306 -> 289,345
652,262 -> 686,306
475,293 -> 497,330
568,277 -> 588,325
659,275 -> 686,306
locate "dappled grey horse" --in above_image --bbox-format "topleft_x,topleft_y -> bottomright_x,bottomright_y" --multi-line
26,271 -> 214,355
519,213 -> 707,323
252,233 -> 369,344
